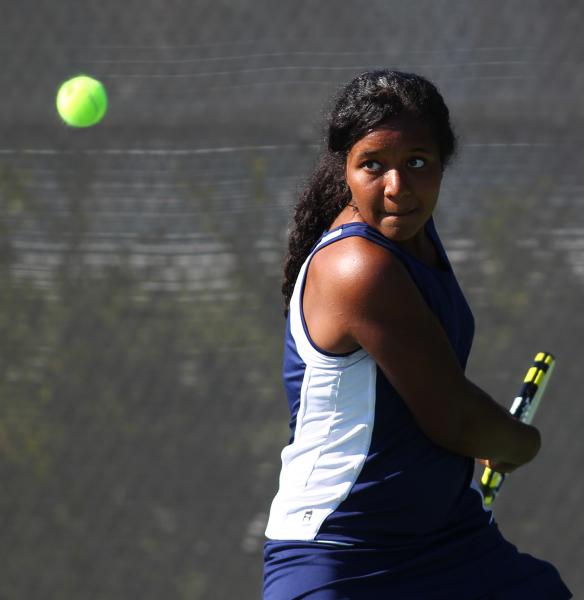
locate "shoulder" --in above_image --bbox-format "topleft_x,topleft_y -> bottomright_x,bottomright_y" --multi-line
303,233 -> 423,355
310,234 -> 415,308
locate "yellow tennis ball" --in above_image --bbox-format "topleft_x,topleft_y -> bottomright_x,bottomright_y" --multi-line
56,75 -> 108,127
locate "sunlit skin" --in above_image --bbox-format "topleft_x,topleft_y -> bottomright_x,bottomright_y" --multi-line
306,116 -> 444,353
329,116 -> 444,267
302,116 -> 541,473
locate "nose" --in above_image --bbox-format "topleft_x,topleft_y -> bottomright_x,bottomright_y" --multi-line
384,169 -> 409,198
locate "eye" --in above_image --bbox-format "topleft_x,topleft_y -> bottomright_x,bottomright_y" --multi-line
408,157 -> 426,169
362,159 -> 383,172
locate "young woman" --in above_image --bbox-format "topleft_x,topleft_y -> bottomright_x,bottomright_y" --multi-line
263,70 -> 571,599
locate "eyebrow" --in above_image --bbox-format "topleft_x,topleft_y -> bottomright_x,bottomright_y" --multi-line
355,147 -> 433,159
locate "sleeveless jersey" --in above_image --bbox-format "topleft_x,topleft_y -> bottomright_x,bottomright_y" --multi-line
263,219 -> 572,599
265,218 -> 493,547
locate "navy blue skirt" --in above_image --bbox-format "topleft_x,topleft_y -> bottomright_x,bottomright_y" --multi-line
263,526 -> 571,599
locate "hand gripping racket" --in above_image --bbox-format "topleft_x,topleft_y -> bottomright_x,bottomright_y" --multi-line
479,351 -> 556,507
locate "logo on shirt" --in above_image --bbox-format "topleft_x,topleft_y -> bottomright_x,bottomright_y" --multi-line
302,510 -> 313,523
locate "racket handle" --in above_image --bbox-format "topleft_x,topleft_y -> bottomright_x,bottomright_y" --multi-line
480,465 -> 507,507
479,351 -> 555,506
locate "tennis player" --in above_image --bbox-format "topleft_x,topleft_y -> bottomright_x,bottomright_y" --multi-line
263,70 -> 571,599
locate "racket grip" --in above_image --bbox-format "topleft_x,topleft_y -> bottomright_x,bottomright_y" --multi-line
480,466 -> 507,507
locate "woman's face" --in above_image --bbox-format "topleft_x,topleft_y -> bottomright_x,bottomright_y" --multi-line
344,116 -> 443,245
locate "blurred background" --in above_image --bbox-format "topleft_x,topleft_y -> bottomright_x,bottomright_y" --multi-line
1,0 -> 582,598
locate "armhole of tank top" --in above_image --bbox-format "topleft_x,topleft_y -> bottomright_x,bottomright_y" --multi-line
296,221 -> 445,359
298,229 -> 363,359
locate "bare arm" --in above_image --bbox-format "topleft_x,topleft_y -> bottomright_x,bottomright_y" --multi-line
316,237 -> 540,467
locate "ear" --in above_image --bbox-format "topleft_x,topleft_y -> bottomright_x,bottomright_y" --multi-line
340,173 -> 351,200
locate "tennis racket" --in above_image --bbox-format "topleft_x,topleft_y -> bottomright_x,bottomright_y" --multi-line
479,351 -> 556,507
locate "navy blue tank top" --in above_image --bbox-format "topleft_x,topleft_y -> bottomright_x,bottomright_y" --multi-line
263,219 -> 572,600
265,217 -> 493,549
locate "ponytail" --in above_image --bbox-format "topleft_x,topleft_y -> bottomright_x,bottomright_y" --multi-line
282,153 -> 351,314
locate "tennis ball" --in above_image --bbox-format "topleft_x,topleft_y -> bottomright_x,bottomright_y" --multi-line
56,75 -> 108,127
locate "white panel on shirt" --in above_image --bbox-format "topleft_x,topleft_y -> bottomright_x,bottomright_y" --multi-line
265,230 -> 377,541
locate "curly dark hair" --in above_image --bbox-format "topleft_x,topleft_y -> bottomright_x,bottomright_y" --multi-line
282,69 -> 457,314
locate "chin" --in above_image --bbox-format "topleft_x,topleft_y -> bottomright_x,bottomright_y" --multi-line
378,221 -> 420,242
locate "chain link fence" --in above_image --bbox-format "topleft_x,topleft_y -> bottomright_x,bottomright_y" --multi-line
1,1 -> 583,598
